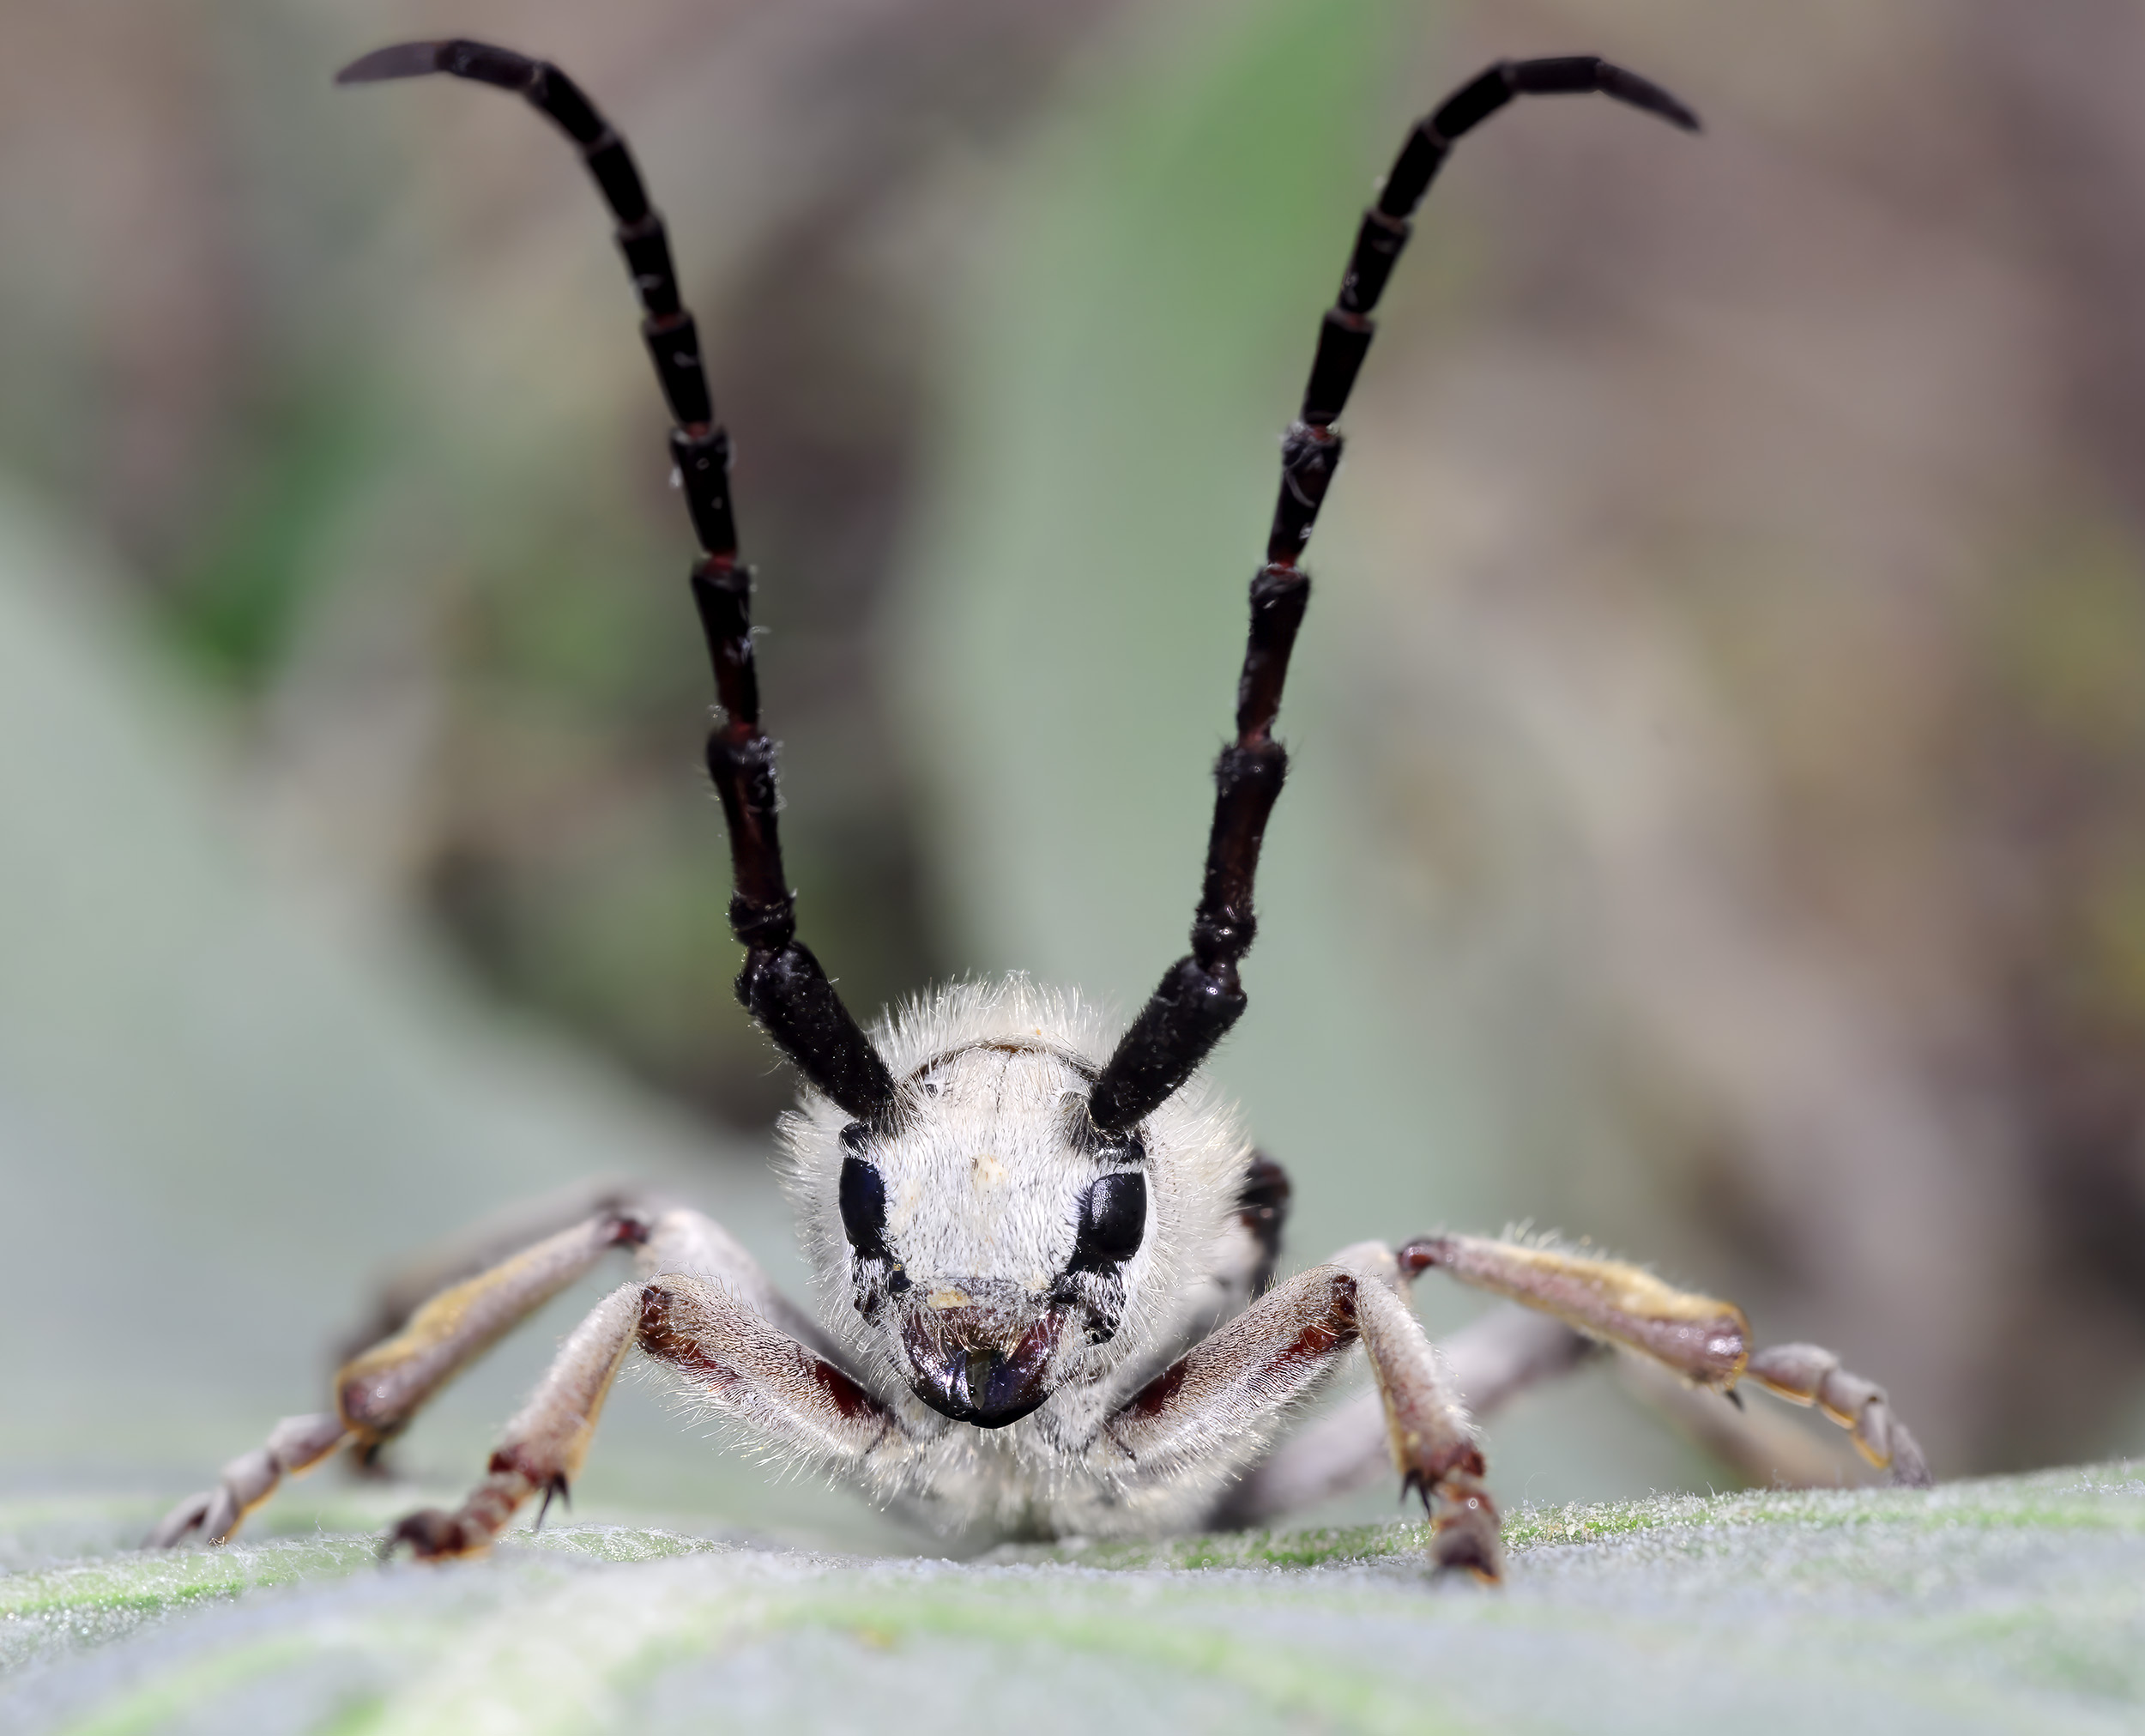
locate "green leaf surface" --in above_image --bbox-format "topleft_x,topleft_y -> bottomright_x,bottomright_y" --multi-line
3,1465 -> 2141,1735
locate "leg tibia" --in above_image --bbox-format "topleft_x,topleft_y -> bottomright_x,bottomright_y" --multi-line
1402,1232 -> 1749,1389
339,1179 -> 662,1361
338,1211 -> 645,1443
146,1412 -> 348,1547
1334,1244 -> 1499,1580
1747,1342 -> 1931,1486
388,1285 -> 641,1558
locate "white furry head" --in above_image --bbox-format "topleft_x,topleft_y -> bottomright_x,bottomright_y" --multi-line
777,976 -> 1248,1432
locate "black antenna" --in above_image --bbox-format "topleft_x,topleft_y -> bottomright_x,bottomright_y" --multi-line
1086,57 -> 1699,1136
340,40 -> 901,1128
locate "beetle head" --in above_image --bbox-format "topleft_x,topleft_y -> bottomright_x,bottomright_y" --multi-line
781,981 -> 1245,1430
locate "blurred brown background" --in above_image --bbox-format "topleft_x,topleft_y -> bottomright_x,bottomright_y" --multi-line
3,0 -> 2144,1519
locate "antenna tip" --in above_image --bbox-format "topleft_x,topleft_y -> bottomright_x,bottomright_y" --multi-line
335,41 -> 450,86
1601,64 -> 1702,133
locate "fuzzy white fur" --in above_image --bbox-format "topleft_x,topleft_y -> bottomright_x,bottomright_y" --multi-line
771,975 -> 1255,1533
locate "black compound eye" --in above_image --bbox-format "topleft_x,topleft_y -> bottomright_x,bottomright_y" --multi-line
838,1154 -> 889,1259
1072,1171 -> 1147,1268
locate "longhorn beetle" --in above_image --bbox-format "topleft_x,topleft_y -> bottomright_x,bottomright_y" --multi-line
152,39 -> 1931,1582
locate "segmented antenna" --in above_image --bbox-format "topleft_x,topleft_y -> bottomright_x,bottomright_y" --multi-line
340,40 -> 901,1128
1086,57 -> 1699,1136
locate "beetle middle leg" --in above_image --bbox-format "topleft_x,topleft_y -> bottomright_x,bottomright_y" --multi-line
1402,1232 -> 1932,1486
148,1207 -> 654,1547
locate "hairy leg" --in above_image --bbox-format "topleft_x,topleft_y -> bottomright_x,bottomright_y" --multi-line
390,1266 -> 921,1558
334,1210 -> 655,1454
383,1282 -> 644,1558
150,1201 -> 820,1546
1217,1299 -> 1865,1527
1211,1304 -> 1591,1530
1402,1232 -> 1932,1486
150,1207 -> 647,1547
334,1178 -> 666,1365
1098,1243 -> 1503,1579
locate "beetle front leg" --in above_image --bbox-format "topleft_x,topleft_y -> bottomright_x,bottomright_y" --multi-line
389,1268 -> 921,1559
1102,1243 -> 1502,1580
634,1276 -> 918,1477
1211,1303 -> 1589,1533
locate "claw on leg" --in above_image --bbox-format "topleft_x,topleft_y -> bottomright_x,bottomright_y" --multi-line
382,1461 -> 536,1561
380,1282 -> 639,1560
145,1491 -> 216,1551
1403,1463 -> 1504,1582
146,1412 -> 350,1548
383,1504 -> 496,1561
1427,1473 -> 1503,1582
532,1473 -> 571,1533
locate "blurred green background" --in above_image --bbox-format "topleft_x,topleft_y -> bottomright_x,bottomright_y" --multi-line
5,0 -> 2145,1543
